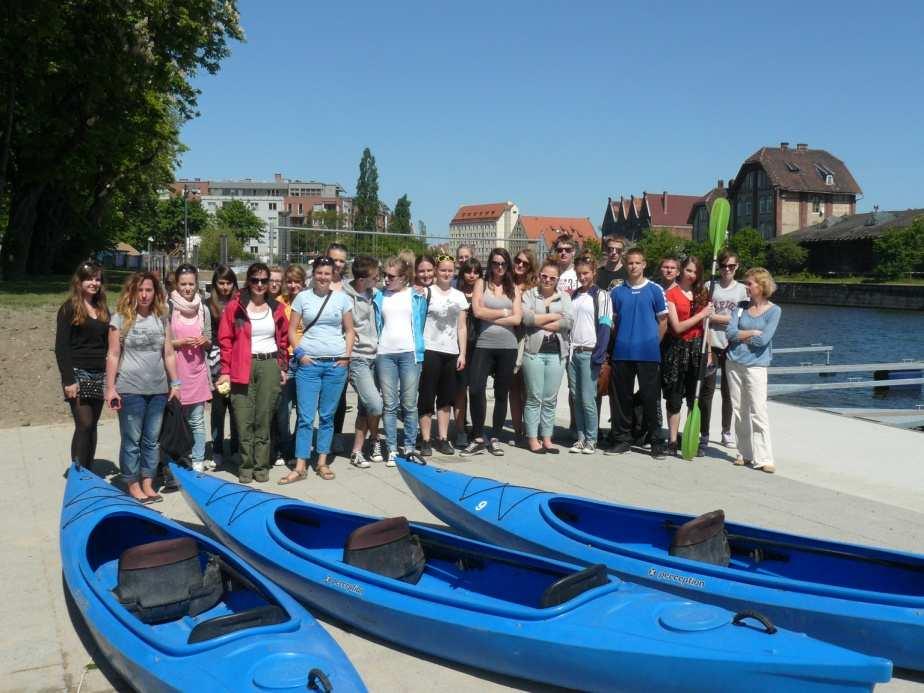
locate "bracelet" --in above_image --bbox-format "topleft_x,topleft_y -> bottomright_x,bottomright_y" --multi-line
170,380 -> 182,387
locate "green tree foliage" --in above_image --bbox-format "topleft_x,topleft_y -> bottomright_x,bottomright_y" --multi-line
729,227 -> 768,271
873,219 -> 924,280
216,200 -> 264,244
766,237 -> 808,275
0,0 -> 243,277
391,194 -> 412,234
582,237 -> 602,262
197,222 -> 243,267
310,209 -> 349,230
135,195 -> 209,251
353,148 -> 380,231
637,229 -> 687,274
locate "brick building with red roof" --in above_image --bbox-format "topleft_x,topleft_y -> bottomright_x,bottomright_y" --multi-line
515,216 -> 598,259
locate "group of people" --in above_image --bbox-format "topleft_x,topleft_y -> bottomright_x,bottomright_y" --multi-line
54,233 -> 781,499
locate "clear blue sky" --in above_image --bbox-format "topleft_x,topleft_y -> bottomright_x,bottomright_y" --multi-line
178,0 -> 924,233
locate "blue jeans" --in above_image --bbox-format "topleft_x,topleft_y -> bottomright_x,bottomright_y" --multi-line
522,352 -> 564,438
184,403 -> 206,464
567,351 -> 601,445
376,351 -> 419,452
118,393 -> 167,481
295,360 -> 348,459
350,357 -> 384,417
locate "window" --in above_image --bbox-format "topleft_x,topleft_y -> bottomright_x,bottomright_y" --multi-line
269,202 -> 277,210
812,197 -> 822,213
825,174 -> 834,186
250,246 -> 258,254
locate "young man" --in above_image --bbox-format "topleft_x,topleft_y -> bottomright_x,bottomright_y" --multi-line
609,248 -> 668,458
554,234 -> 580,295
343,256 -> 385,467
596,236 -> 628,290
700,249 -> 748,447
656,255 -> 680,291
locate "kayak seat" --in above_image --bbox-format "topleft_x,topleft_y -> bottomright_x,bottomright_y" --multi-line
540,564 -> 609,608
113,537 -> 223,624
669,510 -> 731,567
187,604 -> 287,644
343,517 -> 426,584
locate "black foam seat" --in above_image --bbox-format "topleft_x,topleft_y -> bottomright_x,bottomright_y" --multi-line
669,510 -> 731,566
343,517 -> 426,584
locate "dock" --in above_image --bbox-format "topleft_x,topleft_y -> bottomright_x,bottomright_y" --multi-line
2,388 -> 923,691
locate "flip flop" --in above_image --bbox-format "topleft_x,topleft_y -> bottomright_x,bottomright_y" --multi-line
315,464 -> 336,481
278,470 -> 308,486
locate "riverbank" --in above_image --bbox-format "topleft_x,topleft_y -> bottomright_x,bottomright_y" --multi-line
775,281 -> 924,310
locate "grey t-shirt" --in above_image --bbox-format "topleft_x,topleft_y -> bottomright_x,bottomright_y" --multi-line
476,289 -> 517,350
709,281 -> 748,349
111,312 -> 169,395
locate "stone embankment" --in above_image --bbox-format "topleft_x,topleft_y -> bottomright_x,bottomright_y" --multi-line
775,282 -> 924,310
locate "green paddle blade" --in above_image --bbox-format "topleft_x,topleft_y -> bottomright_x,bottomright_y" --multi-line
681,402 -> 701,460
708,198 -> 731,256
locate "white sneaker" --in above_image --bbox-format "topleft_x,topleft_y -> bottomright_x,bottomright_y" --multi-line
192,461 -> 205,473
204,458 -> 217,471
274,457 -> 286,467
210,454 -> 222,470
350,451 -> 370,469
721,431 -> 736,448
369,440 -> 384,463
581,442 -> 596,455
569,440 -> 585,454
386,452 -> 397,468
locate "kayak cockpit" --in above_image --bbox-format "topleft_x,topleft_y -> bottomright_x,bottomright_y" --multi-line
84,514 -> 293,654
545,497 -> 924,599
272,505 -> 613,615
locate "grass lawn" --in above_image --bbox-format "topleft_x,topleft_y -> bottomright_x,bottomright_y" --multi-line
0,270 -> 134,309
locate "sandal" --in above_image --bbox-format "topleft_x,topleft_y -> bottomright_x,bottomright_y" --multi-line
278,469 -> 308,485
315,464 -> 335,480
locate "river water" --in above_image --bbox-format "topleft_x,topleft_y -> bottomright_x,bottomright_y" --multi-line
769,303 -> 924,411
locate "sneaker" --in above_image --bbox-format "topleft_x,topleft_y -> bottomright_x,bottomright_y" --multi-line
204,458 -> 218,471
651,443 -> 667,460
721,431 -> 736,448
350,451 -> 370,468
486,438 -> 505,456
581,442 -> 596,455
419,440 -> 433,457
666,442 -> 679,458
369,440 -> 384,463
609,441 -> 631,454
386,452 -> 397,467
697,437 -> 708,458
274,457 -> 286,467
191,460 -> 205,473
569,440 -> 585,454
461,441 -> 486,456
434,439 -> 455,456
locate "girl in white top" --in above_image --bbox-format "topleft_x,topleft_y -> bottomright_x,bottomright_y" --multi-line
418,255 -> 468,456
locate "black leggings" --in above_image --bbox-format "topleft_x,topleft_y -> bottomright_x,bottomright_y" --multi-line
68,397 -> 104,467
469,347 -> 517,440
419,350 -> 458,416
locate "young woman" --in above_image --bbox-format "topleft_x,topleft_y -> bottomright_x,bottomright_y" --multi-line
452,257 -> 483,448
206,264 -> 239,468
726,268 -> 782,473
272,263 -> 306,467
414,254 -> 436,296
418,254 -> 468,456
567,256 -> 612,454
268,266 -> 285,301
521,260 -> 572,454
55,261 -> 109,470
282,257 -> 355,483
105,272 -> 180,503
216,263 -> 289,484
169,263 -> 212,472
510,248 -> 538,445
462,248 -> 522,456
663,256 -> 714,457
373,256 -> 428,465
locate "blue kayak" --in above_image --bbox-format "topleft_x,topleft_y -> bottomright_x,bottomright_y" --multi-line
173,464 -> 892,692
60,464 -> 366,692
397,458 -> 924,670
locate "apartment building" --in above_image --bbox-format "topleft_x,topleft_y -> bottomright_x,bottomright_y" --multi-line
449,201 -> 525,260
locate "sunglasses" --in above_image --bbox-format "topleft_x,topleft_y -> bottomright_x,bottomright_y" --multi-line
435,254 -> 454,263
720,263 -> 738,270
514,258 -> 529,266
491,260 -> 507,267
249,277 -> 269,285
539,273 -> 558,282
556,247 -> 574,254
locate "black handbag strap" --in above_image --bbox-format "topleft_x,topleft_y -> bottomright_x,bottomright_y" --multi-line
303,291 -> 332,332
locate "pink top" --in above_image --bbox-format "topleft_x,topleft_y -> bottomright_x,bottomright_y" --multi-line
172,309 -> 212,405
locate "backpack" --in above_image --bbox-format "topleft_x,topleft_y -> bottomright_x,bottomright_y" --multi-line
159,398 -> 193,463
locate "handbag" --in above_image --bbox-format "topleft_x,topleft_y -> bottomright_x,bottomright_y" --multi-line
597,360 -> 612,399
159,398 -> 193,463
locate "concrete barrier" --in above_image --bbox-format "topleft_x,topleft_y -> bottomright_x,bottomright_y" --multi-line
775,282 -> 924,310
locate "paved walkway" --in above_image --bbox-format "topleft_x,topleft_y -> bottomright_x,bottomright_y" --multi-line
2,388 -> 922,692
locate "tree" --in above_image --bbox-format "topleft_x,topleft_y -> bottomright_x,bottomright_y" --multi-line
391,194 -> 412,234
0,0 -> 243,277
582,237 -> 602,262
767,237 -> 808,275
310,209 -> 349,230
131,195 -> 209,251
353,147 -> 380,231
216,200 -> 264,245
197,222 -> 243,267
637,228 -> 687,275
729,227 -> 767,271
873,219 -> 924,280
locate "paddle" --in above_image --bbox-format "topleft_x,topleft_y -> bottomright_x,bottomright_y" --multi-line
681,198 -> 730,460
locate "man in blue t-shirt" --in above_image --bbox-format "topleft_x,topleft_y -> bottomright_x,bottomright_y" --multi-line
609,248 -> 668,458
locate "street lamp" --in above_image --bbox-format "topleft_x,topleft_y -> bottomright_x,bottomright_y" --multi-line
182,184 -> 190,263
147,235 -> 154,270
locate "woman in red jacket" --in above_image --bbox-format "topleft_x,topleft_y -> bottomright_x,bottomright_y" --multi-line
216,263 -> 289,483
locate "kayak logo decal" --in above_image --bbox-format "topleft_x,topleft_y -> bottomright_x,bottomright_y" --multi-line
324,575 -> 364,596
458,477 -> 549,521
647,567 -> 705,589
